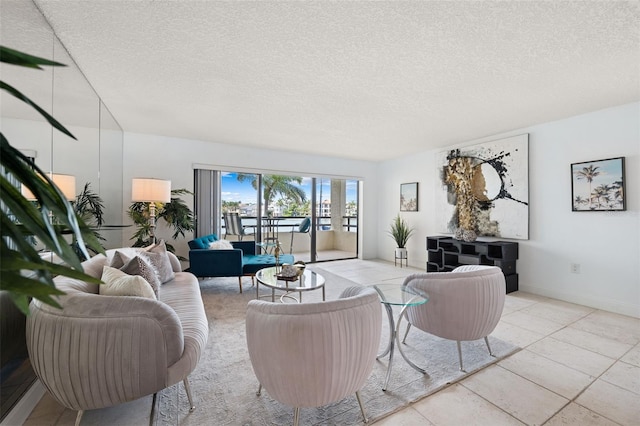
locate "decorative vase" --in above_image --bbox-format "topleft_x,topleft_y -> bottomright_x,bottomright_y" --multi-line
462,229 -> 477,242
395,247 -> 407,259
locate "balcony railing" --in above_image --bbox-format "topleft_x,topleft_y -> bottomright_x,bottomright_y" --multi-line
221,215 -> 358,233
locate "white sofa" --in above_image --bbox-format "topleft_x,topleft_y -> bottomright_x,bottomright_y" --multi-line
26,248 -> 208,424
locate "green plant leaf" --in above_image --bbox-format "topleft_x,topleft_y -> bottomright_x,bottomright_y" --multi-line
128,189 -> 194,244
0,137 -> 104,261
0,45 -> 66,68
0,82 -> 76,139
1,256 -> 102,284
388,214 -> 415,248
0,46 -> 105,315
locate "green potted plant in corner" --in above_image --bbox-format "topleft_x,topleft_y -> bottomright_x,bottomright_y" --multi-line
388,214 -> 415,264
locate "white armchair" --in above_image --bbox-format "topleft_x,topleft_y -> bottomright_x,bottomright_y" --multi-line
245,286 -> 381,425
401,265 -> 505,371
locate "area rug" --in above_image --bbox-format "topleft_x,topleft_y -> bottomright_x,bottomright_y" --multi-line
149,267 -> 520,425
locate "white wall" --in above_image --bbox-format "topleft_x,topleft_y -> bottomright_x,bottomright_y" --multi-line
377,102 -> 640,318
122,132 -> 379,260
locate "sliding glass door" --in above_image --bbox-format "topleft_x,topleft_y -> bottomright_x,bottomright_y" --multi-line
199,169 -> 359,263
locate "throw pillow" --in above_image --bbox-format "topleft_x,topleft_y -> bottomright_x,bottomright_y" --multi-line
166,251 -> 182,273
209,240 -> 234,250
110,250 -> 134,269
144,240 -> 175,283
119,255 -> 162,296
100,266 -> 156,299
141,251 -> 174,284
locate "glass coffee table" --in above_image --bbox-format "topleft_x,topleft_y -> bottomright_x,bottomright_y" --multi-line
371,283 -> 429,391
255,266 -> 325,303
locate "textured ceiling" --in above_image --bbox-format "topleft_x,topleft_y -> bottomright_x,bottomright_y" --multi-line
30,0 -> 640,161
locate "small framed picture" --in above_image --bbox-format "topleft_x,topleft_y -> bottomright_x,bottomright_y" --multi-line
400,182 -> 418,212
571,157 -> 625,211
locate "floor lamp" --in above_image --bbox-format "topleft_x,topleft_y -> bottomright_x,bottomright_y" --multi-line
131,178 -> 171,244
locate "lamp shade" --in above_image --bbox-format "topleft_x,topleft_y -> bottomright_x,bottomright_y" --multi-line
132,178 -> 171,202
52,174 -> 76,201
21,173 -> 76,201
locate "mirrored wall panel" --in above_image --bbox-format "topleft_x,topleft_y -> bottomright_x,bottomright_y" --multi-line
0,0 -> 124,420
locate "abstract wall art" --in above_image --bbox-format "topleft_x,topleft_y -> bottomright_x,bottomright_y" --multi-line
435,134 -> 529,240
571,157 -> 625,211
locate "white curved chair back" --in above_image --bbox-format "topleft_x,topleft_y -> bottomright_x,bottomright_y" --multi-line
245,286 -> 381,411
401,265 -> 506,371
404,266 -> 505,343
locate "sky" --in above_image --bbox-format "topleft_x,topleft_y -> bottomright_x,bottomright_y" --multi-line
221,172 -> 358,204
571,158 -> 624,196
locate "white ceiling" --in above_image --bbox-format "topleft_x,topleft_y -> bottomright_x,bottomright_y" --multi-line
33,0 -> 640,162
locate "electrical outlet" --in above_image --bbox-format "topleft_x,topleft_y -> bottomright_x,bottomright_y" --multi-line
570,263 -> 580,274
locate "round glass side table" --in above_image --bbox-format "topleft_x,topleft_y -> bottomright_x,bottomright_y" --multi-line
371,283 -> 429,391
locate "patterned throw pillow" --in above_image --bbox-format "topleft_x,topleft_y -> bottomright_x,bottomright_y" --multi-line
144,240 -> 176,283
119,254 -> 162,296
208,240 -> 234,250
100,266 -> 156,299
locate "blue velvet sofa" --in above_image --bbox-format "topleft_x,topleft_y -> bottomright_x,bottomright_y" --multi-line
187,234 -> 294,293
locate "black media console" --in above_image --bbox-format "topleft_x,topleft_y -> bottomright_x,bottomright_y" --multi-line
426,236 -> 519,293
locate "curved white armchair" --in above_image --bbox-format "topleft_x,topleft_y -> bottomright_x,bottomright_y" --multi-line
245,286 -> 381,425
402,265 -> 505,371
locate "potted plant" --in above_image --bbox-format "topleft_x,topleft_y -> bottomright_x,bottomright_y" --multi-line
128,188 -> 195,258
388,214 -> 415,261
71,182 -> 105,260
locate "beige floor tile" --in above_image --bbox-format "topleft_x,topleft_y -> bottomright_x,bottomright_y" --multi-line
319,262 -> 363,273
600,361 -> 640,395
576,379 -> 640,426
620,343 -> 640,367
54,409 -> 81,426
412,383 -> 524,426
340,268 -> 414,285
527,337 -> 615,377
551,326 -> 633,359
22,393 -> 66,426
492,322 -> 545,348
571,311 -> 640,346
500,311 -> 565,336
461,365 -> 568,425
502,294 -> 540,314
520,300 -> 593,326
508,292 -> 551,304
373,406 -> 434,425
47,396 -> 153,426
498,349 -> 594,399
545,402 -> 620,426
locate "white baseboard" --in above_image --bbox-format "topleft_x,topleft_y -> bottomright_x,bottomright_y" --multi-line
1,380 -> 44,426
520,284 -> 640,319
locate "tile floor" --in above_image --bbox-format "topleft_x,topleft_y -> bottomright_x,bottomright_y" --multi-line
22,259 -> 640,426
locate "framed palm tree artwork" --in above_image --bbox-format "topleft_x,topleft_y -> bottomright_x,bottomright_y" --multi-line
571,157 -> 626,211
400,182 -> 418,211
